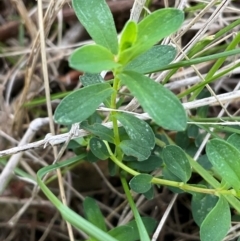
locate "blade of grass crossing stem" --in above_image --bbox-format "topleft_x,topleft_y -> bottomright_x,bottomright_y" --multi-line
162,18 -> 240,85
155,48 -> 240,72
121,176 -> 151,241
178,62 -> 240,99
190,32 -> 240,100
37,155 -> 118,241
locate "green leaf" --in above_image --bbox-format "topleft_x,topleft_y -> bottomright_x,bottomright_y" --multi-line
162,145 -> 191,182
115,112 -> 155,149
80,73 -> 104,86
108,159 -> 116,176
197,155 -> 212,170
80,73 -> 112,107
37,154 -> 118,241
89,137 -> 110,160
162,167 -> 184,193
119,20 -> 138,52
120,140 -> 151,161
86,150 -> 99,163
163,145 -> 191,182
195,133 -> 207,148
118,71 -> 187,131
86,112 -> 103,125
129,174 -> 153,194
206,139 -> 240,191
81,121 -> 115,143
69,45 -> 120,73
108,226 -> 134,241
200,196 -> 231,241
83,197 -> 107,232
125,155 -> 162,172
187,124 -> 199,138
54,83 -> 113,125
191,192 -> 218,226
196,89 -> 211,118
72,0 -> 118,54
124,45 -> 176,74
136,8 -> 184,49
68,138 -> 86,149
142,186 -> 154,200
175,131 -> 190,149
125,217 -> 157,240
227,133 -> 240,149
118,8 -> 184,63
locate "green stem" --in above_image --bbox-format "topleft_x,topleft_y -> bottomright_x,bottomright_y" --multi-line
110,75 -> 122,159
109,72 -> 150,239
103,141 -> 238,197
120,175 -> 150,241
190,32 -> 240,100
163,18 -> 240,85
190,116 -> 240,122
177,62 -> 240,99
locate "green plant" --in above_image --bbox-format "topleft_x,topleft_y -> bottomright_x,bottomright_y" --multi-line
36,1 -> 240,241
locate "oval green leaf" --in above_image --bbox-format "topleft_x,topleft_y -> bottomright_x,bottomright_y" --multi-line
129,174 -> 153,193
72,0 -> 118,54
89,137 -> 110,160
115,112 -> 155,149
86,151 -> 99,163
118,8 -> 184,63
69,45 -> 120,73
125,217 -> 157,240
80,73 -> 104,86
119,20 -> 138,52
80,73 -> 111,107
124,45 -> 176,74
162,145 -> 191,182
191,192 -> 218,226
162,167 -> 184,193
125,155 -> 162,172
200,196 -> 230,241
136,8 -> 184,48
108,226 -> 134,241
118,71 -> 187,131
206,138 -> 240,191
227,133 -> 240,150
81,121 -> 115,143
142,186 -> 154,200
83,197 -> 107,232
54,83 -> 113,125
120,140 -> 151,161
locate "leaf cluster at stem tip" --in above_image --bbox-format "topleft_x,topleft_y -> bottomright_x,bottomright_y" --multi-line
54,0 -> 187,132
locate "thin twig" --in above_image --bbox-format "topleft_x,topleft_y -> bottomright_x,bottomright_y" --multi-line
0,118 -> 49,195
130,0 -> 146,22
152,194 -> 178,241
1,88 -> 240,158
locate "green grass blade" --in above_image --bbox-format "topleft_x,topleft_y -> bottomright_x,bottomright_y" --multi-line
37,154 -> 118,241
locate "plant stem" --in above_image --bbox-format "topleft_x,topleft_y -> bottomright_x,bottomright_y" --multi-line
120,174 -> 150,241
190,32 -> 240,100
110,75 -> 122,159
103,141 -> 238,197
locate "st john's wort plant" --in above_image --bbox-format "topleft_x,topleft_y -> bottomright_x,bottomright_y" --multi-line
37,1 -> 240,240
